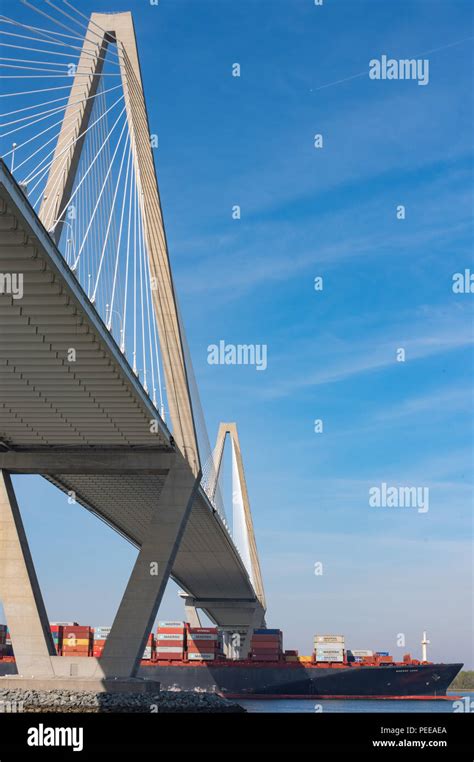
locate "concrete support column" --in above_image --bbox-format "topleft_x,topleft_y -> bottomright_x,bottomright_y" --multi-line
0,470 -> 55,676
182,596 -> 202,627
240,604 -> 266,658
96,455 -> 201,678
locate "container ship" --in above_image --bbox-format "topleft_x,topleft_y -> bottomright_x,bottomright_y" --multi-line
0,622 -> 462,700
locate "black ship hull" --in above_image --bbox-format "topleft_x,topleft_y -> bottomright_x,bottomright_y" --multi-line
0,660 -> 462,699
138,661 -> 463,699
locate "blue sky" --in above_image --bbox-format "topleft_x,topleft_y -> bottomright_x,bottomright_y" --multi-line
1,0 -> 473,667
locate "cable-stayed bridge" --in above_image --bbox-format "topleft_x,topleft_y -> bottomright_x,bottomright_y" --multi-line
0,3 -> 265,683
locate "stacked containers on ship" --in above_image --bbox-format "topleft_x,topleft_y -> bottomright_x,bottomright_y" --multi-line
49,625 -> 63,655
62,625 -> 93,657
375,651 -> 393,664
313,634 -> 344,663
92,626 -> 111,658
186,626 -> 218,661
250,629 -> 283,662
155,621 -> 185,661
346,649 -> 373,663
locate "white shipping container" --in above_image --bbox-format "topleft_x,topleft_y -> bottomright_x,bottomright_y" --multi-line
314,645 -> 344,652
156,646 -> 184,653
314,635 -> 345,644
187,653 -> 215,661
157,633 -> 185,641
350,649 -> 373,657
158,621 -> 183,628
315,654 -> 344,663
142,647 -> 152,659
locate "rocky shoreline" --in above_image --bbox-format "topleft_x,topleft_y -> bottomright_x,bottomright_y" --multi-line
0,688 -> 245,713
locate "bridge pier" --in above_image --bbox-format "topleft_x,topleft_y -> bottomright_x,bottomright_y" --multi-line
181,596 -> 265,659
96,455 -> 201,678
0,453 -> 201,686
0,470 -> 56,677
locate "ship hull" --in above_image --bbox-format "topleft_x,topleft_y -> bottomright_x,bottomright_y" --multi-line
0,661 -> 462,699
137,662 -> 463,699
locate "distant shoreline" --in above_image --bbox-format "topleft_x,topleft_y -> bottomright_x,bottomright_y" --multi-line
449,671 -> 474,690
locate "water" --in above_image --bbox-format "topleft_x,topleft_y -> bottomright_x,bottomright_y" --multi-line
240,691 -> 463,713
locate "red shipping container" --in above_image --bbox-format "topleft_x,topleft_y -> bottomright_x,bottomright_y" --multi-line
186,627 -> 217,634
187,641 -> 217,650
156,653 -> 183,661
156,627 -> 186,635
251,654 -> 281,662
252,645 -> 282,651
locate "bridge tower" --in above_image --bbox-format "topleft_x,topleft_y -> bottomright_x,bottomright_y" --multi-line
0,7 -> 266,689
39,11 -> 200,476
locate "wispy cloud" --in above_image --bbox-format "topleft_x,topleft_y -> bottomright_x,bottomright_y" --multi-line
263,305 -> 473,398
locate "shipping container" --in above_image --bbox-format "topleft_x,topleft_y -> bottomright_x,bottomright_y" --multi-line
187,652 -> 215,661
157,621 -> 184,628
187,643 -> 217,651
50,622 -> 78,626
187,633 -> 218,642
156,646 -> 185,653
251,646 -> 283,654
315,654 -> 344,663
156,633 -> 184,641
251,653 -> 280,662
314,635 -> 345,644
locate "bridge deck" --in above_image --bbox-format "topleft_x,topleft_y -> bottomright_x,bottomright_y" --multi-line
0,162 -> 256,623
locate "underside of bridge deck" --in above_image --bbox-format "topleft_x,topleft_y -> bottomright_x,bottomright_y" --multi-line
0,162 -> 263,680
